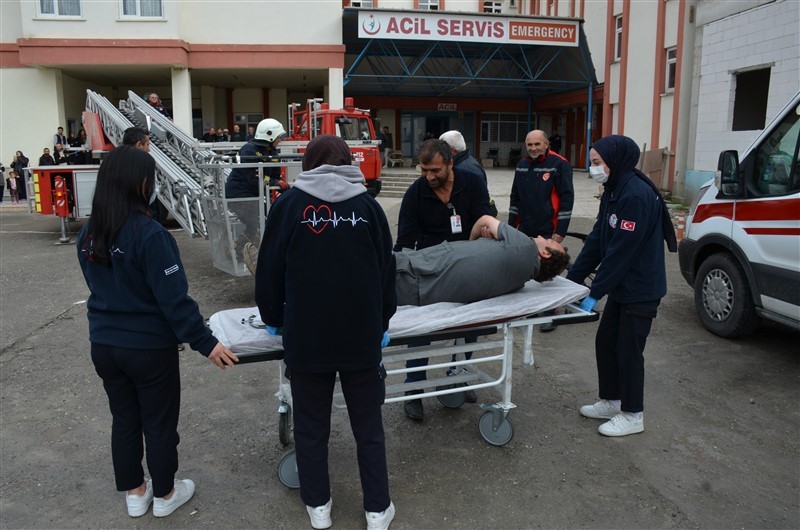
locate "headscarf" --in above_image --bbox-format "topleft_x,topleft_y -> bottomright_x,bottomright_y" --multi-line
592,135 -> 677,252
302,134 -> 352,171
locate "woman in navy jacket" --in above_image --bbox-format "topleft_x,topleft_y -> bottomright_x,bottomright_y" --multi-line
255,135 -> 397,530
77,146 -> 237,518
567,135 -> 676,438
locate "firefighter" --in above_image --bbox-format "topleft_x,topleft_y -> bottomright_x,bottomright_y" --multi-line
225,118 -> 287,249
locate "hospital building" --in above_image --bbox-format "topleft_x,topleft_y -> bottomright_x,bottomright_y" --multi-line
1,0 -> 797,202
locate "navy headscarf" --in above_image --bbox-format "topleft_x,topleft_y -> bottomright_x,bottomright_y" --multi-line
592,135 -> 677,252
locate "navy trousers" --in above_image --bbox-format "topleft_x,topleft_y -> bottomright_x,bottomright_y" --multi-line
289,366 -> 390,513
91,343 -> 180,498
594,298 -> 660,413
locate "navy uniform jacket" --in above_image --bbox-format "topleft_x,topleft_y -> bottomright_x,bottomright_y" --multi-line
225,141 -> 281,198
508,150 -> 574,238
566,171 -> 667,303
77,214 -> 218,355
394,171 -> 492,251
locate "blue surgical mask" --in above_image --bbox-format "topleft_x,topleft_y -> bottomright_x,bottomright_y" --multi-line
589,165 -> 609,184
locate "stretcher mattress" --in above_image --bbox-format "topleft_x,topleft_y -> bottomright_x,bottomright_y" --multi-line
209,276 -> 589,354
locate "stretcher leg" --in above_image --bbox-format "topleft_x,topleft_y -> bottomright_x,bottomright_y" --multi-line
522,324 -> 534,366
278,400 -> 292,447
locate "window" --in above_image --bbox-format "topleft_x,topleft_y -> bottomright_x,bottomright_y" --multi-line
38,0 -> 81,17
121,0 -> 163,17
350,0 -> 374,7
547,0 -> 555,16
483,1 -> 502,13
732,68 -> 771,131
418,0 -> 440,11
753,100 -> 799,196
614,16 -> 623,60
480,113 -> 528,143
665,47 -> 677,92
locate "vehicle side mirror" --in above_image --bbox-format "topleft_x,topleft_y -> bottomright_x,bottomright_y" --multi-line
717,150 -> 742,197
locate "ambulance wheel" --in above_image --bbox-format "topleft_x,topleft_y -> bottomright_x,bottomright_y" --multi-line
436,384 -> 466,409
478,411 -> 514,446
695,252 -> 758,338
277,450 -> 300,489
279,407 -> 292,447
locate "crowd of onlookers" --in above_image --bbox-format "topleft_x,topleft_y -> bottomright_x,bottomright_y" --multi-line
199,124 -> 251,143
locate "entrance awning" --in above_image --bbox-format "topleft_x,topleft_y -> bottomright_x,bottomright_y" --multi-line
342,8 -> 598,100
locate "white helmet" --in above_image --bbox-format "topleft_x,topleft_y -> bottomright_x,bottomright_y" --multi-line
255,118 -> 287,143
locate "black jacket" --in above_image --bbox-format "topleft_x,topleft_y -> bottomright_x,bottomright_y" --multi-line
225,140 -> 281,198
508,150 -> 574,238
395,171 -> 492,251
255,165 -> 396,372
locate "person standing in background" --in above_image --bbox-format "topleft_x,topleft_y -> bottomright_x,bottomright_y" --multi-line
11,151 -> 29,201
53,126 -> 68,150
549,130 -> 562,154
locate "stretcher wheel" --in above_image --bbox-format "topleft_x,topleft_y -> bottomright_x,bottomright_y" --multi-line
277,450 -> 300,489
436,384 -> 466,409
279,409 -> 292,447
478,411 -> 514,446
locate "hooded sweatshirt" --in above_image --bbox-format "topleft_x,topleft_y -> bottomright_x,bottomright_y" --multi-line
254,163 -> 397,372
567,135 -> 675,303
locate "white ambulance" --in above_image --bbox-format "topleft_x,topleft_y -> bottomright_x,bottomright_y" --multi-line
679,91 -> 800,337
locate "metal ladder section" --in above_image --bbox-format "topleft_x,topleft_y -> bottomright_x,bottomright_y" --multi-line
85,89 -> 209,238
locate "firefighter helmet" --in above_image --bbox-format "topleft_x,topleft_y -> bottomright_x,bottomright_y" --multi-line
255,118 -> 287,143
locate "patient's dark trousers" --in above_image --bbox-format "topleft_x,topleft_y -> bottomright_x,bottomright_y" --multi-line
290,367 -> 390,513
91,343 -> 180,498
594,298 -> 660,414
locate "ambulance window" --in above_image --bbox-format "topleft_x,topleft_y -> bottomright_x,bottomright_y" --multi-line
754,104 -> 800,196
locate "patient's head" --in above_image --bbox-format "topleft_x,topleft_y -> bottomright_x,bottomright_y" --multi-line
532,237 -> 570,282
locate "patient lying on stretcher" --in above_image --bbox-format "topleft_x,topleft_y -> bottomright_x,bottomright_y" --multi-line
395,215 -> 570,306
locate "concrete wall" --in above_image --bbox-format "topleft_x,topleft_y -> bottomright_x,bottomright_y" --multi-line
692,0 -> 799,171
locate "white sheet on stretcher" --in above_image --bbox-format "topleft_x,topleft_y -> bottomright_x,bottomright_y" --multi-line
208,276 -> 589,354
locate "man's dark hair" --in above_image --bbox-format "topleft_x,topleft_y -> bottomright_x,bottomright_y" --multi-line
418,139 -> 453,166
122,127 -> 149,147
534,246 -> 570,283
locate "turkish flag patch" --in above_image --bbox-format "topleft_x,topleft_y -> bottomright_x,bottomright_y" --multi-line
620,219 -> 636,231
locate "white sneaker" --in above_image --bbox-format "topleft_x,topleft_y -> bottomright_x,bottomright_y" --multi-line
366,501 -> 395,530
125,479 -> 153,517
598,412 -> 644,437
580,399 -> 621,419
153,479 -> 195,517
306,499 -> 332,529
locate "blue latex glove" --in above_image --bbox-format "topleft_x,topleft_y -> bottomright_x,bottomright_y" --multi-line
266,325 -> 283,336
381,331 -> 390,348
579,296 -> 598,313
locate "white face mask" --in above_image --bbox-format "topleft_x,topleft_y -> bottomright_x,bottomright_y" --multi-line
589,165 -> 609,184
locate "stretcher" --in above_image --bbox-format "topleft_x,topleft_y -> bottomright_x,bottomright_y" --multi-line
208,276 -> 598,487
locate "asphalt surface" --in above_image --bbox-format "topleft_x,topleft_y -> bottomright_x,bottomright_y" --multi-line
0,170 -> 798,529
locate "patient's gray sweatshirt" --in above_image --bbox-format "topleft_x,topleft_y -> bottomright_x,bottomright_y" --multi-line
395,223 -> 539,306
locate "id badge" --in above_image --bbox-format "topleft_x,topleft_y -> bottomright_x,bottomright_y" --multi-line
450,214 -> 462,234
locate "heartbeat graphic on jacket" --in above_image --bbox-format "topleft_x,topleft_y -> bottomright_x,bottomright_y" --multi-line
301,210 -> 369,228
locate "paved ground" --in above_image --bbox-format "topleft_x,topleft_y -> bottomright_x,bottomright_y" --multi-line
0,172 -> 797,529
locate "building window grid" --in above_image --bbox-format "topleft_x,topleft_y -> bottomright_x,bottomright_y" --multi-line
419,0 -> 441,11
614,15 -> 623,60
38,0 -> 81,17
481,113 -> 528,143
350,0 -> 374,7
665,47 -> 677,92
120,0 -> 163,17
483,1 -> 502,13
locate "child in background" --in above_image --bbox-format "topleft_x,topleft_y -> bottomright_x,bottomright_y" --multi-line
7,171 -> 19,204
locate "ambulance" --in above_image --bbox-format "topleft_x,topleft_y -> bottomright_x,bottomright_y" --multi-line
678,91 -> 800,337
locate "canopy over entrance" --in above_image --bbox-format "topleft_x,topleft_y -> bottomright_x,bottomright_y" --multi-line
342,8 -> 598,100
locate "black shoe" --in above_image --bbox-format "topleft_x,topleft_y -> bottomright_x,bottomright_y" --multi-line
404,398 -> 424,420
464,389 -> 477,403
540,322 -> 556,333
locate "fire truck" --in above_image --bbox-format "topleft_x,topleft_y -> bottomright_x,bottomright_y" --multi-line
280,97 -> 383,196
